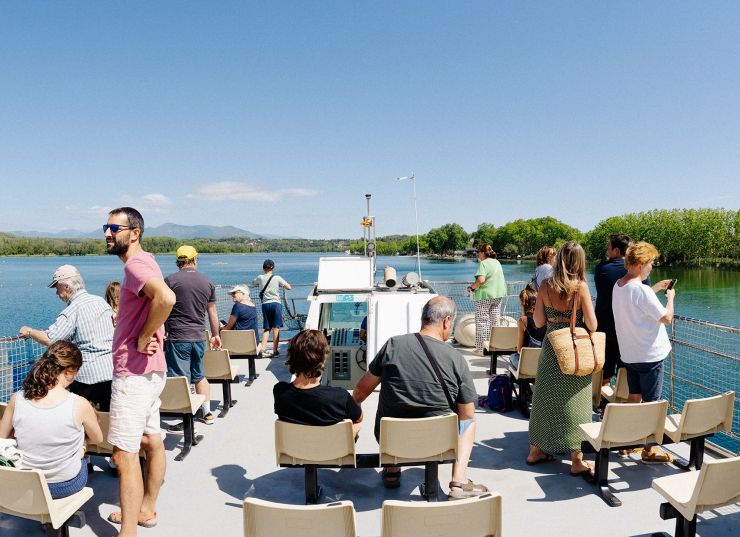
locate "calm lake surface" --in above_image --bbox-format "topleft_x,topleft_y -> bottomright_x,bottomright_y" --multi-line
0,253 -> 738,337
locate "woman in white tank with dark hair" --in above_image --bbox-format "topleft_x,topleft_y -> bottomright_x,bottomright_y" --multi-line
0,341 -> 103,498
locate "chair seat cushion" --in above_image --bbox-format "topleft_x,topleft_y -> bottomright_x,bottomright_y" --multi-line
579,422 -> 601,447
651,471 -> 700,519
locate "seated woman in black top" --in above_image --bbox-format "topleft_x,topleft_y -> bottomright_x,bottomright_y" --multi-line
221,285 -> 258,334
273,330 -> 363,436
510,285 -> 547,370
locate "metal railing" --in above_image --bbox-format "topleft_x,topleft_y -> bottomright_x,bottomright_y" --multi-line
2,281 -> 737,453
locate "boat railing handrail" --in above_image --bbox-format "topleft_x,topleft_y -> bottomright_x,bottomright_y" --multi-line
2,281 -> 737,454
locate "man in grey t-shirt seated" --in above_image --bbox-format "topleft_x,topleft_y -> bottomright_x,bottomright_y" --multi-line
352,295 -> 488,500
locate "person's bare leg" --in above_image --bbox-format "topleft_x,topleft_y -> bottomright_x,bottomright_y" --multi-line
570,451 -> 592,474
139,433 -> 166,519
451,421 -> 476,483
112,447 -> 144,537
272,328 -> 280,354
195,378 -> 211,416
527,444 -> 547,464
261,329 -> 269,352
627,393 -> 642,403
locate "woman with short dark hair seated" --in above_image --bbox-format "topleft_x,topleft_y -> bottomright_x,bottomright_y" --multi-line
273,330 -> 362,436
0,341 -> 103,498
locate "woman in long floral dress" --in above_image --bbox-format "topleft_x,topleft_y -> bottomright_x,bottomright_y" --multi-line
526,241 -> 597,476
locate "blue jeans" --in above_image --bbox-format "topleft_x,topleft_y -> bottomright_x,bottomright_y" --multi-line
165,340 -> 206,383
625,359 -> 665,402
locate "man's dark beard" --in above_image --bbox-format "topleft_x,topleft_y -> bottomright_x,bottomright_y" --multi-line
106,240 -> 129,256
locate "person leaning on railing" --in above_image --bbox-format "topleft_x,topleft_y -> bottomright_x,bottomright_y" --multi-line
19,264 -> 114,412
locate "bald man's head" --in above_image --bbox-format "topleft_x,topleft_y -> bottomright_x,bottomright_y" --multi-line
421,295 -> 457,327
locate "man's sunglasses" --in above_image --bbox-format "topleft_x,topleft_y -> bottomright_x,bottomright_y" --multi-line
102,224 -> 135,233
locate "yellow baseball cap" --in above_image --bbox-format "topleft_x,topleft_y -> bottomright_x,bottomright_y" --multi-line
176,245 -> 198,262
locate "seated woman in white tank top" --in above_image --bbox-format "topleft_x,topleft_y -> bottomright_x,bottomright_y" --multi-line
0,341 -> 103,498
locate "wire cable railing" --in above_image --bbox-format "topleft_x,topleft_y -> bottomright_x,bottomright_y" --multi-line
2,281 -> 737,453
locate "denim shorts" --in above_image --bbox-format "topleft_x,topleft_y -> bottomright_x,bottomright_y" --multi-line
625,359 -> 665,402
262,302 -> 283,330
48,459 -> 87,499
165,340 -> 206,383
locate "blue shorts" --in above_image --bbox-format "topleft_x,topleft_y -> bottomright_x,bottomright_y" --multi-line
625,359 -> 665,402
48,459 -> 88,499
262,302 -> 283,330
165,340 -> 206,383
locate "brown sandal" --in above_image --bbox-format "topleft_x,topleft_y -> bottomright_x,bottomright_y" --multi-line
448,479 -> 489,500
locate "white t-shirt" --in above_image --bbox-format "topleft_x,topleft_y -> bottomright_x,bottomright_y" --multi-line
612,280 -> 671,363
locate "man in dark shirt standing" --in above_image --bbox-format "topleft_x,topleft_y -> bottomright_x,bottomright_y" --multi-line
594,234 -> 636,385
165,245 -> 221,424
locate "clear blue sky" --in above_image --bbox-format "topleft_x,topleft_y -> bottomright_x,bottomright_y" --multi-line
1,2 -> 738,239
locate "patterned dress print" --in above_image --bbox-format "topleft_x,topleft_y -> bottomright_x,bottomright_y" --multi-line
528,305 -> 593,453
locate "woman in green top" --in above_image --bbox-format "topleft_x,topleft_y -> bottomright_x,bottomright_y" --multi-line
467,243 -> 507,354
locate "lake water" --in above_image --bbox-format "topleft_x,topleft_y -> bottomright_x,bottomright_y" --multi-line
0,253 -> 738,337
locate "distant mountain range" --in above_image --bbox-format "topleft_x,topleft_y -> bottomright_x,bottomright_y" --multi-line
8,223 -> 287,240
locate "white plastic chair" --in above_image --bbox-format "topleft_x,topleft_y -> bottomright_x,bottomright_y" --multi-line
244,497 -> 357,537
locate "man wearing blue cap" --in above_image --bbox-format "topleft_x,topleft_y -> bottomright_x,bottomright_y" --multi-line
252,259 -> 291,357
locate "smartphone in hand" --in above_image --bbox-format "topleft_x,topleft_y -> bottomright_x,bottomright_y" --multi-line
666,278 -> 677,291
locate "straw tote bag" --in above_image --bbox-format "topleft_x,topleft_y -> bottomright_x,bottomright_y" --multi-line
548,290 -> 605,376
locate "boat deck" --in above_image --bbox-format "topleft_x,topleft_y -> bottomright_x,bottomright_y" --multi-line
2,344 -> 738,537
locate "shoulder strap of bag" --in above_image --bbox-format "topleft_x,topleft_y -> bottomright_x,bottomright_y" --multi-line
259,274 -> 275,300
570,290 -> 580,372
414,333 -> 456,412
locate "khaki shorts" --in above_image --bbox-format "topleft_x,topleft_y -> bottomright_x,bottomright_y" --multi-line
108,372 -> 166,453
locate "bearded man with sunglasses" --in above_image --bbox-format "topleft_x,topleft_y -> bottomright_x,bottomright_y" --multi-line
104,207 -> 176,536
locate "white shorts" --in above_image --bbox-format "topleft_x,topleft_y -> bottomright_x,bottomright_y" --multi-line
108,372 -> 166,453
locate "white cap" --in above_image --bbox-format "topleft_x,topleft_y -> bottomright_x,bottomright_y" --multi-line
48,265 -> 80,288
228,285 -> 249,295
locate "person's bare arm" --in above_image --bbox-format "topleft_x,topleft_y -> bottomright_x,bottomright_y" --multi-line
221,315 -> 237,331
137,277 -> 176,355
534,285 -> 547,328
0,395 -> 16,438
516,315 -> 527,352
456,401 -> 475,420
652,279 -> 671,294
282,281 -> 292,291
579,281 -> 598,332
76,398 -> 103,445
660,289 -> 675,324
18,326 -> 52,346
207,302 -> 221,350
352,371 -> 381,404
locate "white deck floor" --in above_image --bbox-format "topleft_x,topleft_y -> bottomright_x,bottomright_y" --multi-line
2,344 -> 738,536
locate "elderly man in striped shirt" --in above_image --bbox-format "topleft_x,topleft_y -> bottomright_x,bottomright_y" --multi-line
19,264 -> 114,411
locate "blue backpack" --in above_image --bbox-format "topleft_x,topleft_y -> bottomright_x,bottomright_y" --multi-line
487,374 -> 513,412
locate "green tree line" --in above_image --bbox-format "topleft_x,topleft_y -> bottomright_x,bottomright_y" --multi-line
1,208 -> 738,265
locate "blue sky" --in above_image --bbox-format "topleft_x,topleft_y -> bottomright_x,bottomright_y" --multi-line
1,2 -> 738,239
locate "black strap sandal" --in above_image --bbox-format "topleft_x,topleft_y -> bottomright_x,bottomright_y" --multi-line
381,467 -> 401,489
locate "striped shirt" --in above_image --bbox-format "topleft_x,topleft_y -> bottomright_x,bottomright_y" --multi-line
46,289 -> 114,384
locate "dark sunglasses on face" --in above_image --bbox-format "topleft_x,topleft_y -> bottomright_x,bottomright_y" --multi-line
103,224 -> 135,233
